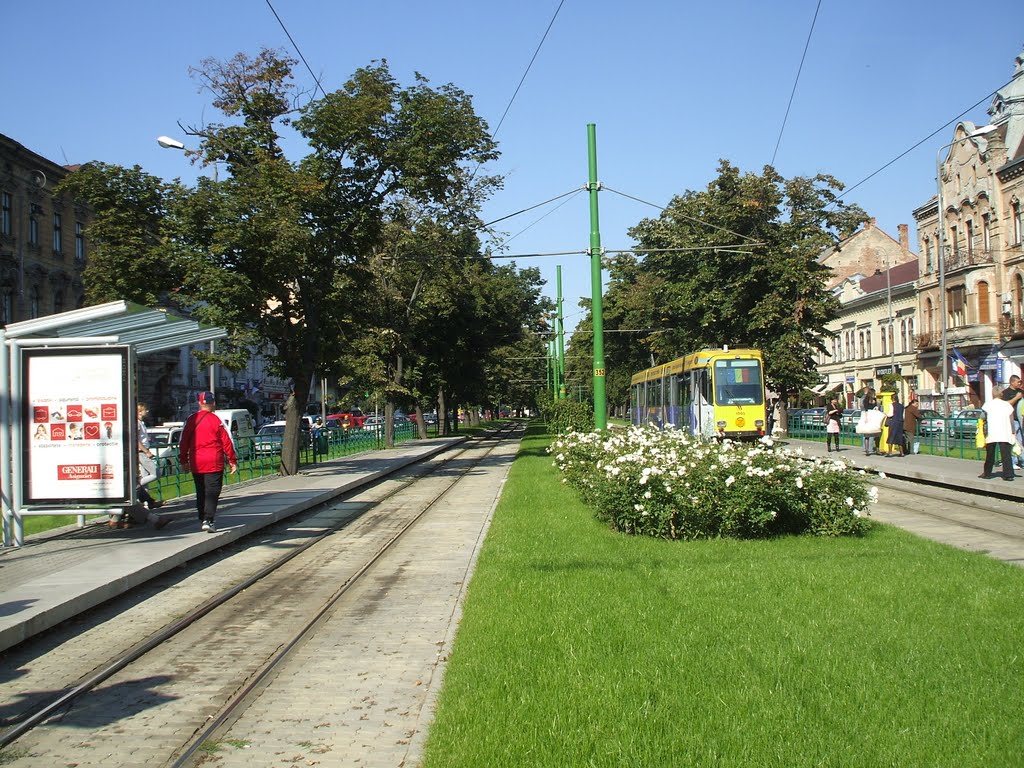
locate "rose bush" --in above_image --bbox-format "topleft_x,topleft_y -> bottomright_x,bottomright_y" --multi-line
549,426 -> 875,539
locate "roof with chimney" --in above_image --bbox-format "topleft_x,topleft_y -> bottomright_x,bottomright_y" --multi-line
818,219 -> 916,290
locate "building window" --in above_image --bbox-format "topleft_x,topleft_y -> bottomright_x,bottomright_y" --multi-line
926,297 -> 934,335
881,325 -> 888,356
0,290 -> 12,324
924,237 -> 932,273
983,214 -> 991,253
977,281 -> 990,324
1017,274 -> 1024,321
948,286 -> 966,328
75,222 -> 85,262
866,329 -> 872,358
53,290 -> 64,314
52,213 -> 63,254
1015,200 -> 1023,245
1,192 -> 11,236
950,225 -> 959,257
907,318 -> 913,351
858,331 -> 864,359
29,285 -> 41,319
887,324 -> 893,354
28,206 -> 40,246
966,220 -> 974,259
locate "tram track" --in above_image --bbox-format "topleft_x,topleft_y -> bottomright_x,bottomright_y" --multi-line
0,422 -> 523,765
871,475 -> 1024,564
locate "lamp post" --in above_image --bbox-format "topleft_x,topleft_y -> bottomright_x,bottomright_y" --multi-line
935,128 -> 987,416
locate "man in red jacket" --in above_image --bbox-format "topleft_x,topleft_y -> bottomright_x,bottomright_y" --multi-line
179,391 -> 237,532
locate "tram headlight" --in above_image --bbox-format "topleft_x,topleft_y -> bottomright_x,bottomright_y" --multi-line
716,420 -> 727,428
754,419 -> 764,428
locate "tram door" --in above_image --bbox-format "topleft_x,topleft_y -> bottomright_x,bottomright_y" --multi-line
669,375 -> 680,428
690,367 -> 715,438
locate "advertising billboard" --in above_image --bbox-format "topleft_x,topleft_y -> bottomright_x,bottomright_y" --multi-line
22,347 -> 132,505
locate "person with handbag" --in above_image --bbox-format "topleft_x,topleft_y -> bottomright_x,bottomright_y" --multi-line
980,387 -> 1015,481
857,403 -> 885,456
903,396 -> 922,454
825,398 -> 843,452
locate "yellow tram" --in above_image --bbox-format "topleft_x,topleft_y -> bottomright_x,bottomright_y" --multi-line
630,347 -> 767,440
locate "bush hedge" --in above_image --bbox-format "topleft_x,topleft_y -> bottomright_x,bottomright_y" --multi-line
538,398 -> 593,434
550,426 -> 875,539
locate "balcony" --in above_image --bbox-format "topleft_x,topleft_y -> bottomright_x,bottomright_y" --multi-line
1000,315 -> 1024,340
915,332 -> 936,350
943,248 -> 994,273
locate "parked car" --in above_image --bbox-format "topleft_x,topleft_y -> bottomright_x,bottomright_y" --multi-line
148,423 -> 184,472
841,409 -> 861,433
363,415 -> 385,432
254,421 -> 312,456
948,408 -> 985,439
917,408 -> 945,435
791,407 -> 826,430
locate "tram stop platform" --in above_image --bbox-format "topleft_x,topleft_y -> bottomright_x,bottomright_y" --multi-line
785,435 -> 1024,502
0,435 -> 465,654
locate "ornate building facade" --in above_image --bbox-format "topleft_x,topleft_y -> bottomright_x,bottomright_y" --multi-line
913,50 -> 1024,413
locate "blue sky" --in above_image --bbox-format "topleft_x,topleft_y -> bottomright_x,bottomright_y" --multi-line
6,2 -> 1023,336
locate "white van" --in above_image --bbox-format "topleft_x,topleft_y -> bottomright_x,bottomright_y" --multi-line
214,409 -> 257,460
148,422 -> 184,472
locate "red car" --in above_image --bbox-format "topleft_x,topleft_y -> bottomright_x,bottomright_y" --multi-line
328,411 -> 366,428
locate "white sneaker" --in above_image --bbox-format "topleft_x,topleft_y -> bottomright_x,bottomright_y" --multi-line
201,520 -> 215,533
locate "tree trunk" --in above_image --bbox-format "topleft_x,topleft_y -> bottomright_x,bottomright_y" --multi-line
414,404 -> 427,439
280,378 -> 310,476
384,400 -> 395,448
438,387 -> 448,436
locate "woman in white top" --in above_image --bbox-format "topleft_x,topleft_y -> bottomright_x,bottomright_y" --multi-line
980,388 -> 1016,481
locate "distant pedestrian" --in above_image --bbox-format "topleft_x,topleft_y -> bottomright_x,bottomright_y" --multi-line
825,398 -> 842,452
980,387 -> 1015,481
903,396 -> 922,453
179,391 -> 237,532
861,387 -> 878,412
885,393 -> 906,456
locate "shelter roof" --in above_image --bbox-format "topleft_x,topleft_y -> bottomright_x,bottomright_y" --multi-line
2,301 -> 227,355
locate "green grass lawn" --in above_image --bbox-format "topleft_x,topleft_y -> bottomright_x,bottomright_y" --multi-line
422,423 -> 1024,767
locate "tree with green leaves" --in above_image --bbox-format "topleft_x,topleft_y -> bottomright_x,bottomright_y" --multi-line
170,51 -> 501,472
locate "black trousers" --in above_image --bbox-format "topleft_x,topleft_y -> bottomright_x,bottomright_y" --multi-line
984,443 -> 1014,479
193,471 -> 224,522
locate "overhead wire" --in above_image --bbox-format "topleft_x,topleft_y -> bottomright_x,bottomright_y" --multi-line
499,188 -> 585,246
602,186 -> 762,243
265,0 -> 329,100
829,79 -> 1014,207
770,0 -> 822,167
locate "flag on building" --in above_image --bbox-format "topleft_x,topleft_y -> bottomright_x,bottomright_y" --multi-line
951,348 -> 970,378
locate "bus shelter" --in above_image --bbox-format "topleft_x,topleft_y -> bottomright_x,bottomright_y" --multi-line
1,301 -> 227,547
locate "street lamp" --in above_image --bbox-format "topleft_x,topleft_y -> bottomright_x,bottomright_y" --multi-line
935,126 -> 991,416
158,134 -> 217,396
156,135 -> 185,150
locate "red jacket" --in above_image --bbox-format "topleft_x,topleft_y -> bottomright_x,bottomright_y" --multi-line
179,409 -> 237,474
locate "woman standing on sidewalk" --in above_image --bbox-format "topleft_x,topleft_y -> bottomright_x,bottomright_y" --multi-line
886,394 -> 907,457
825,398 -> 843,452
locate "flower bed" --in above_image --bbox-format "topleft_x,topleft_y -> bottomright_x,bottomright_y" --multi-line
549,426 -> 875,539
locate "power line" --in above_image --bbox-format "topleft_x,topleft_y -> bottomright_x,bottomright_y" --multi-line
770,0 -> 822,167
490,0 -> 567,140
500,188 -> 585,246
483,188 -> 582,227
265,0 -> 328,99
829,79 -> 1013,207
602,186 -> 761,243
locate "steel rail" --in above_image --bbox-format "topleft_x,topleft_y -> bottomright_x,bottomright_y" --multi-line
0,423 -> 521,750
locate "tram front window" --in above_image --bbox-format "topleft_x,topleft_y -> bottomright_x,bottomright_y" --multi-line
714,359 -> 764,405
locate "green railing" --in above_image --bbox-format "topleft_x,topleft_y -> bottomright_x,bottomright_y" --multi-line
785,417 -> 986,460
150,422 -> 424,503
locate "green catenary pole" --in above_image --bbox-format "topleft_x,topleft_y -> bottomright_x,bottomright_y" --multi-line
556,265 -> 566,399
587,123 -> 607,429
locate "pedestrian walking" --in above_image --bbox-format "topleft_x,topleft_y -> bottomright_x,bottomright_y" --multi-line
903,396 -> 922,454
825,398 -> 842,452
885,393 -> 906,456
980,387 -> 1015,481
179,391 -> 237,532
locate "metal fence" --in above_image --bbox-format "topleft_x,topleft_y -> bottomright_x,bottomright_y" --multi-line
785,416 -> 986,460
150,422 -> 422,503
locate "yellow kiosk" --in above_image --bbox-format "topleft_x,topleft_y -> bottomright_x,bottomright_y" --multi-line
877,390 -> 899,455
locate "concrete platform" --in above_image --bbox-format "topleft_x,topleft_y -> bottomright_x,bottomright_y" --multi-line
0,436 -> 464,654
